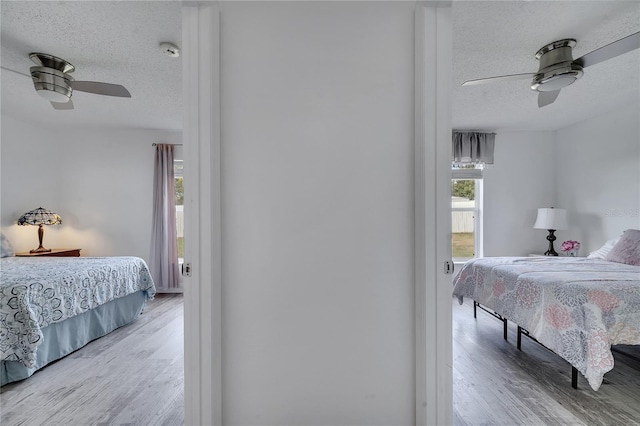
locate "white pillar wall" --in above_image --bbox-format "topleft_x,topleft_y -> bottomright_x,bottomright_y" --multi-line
220,3 -> 415,424
182,2 -> 453,425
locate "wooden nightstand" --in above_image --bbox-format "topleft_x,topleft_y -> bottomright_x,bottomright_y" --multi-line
528,254 -> 584,258
16,248 -> 81,257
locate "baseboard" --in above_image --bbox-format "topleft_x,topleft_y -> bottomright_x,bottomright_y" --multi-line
156,287 -> 184,294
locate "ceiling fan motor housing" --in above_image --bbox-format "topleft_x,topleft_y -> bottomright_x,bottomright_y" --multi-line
531,39 -> 583,92
29,53 -> 75,103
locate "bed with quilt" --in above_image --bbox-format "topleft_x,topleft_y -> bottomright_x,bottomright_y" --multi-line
0,256 -> 156,385
452,229 -> 640,391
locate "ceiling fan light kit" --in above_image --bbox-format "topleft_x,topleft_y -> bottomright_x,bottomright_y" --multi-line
30,53 -> 74,103
530,39 -> 583,92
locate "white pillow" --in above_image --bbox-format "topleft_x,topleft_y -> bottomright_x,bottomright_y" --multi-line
587,237 -> 620,260
0,232 -> 15,257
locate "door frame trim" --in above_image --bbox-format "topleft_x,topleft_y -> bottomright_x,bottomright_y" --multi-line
414,4 -> 453,425
182,4 -> 222,425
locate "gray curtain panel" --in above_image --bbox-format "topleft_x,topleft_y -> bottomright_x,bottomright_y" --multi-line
150,144 -> 180,289
452,132 -> 495,164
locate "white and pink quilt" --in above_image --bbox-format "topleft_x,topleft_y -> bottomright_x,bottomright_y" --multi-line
452,257 -> 640,390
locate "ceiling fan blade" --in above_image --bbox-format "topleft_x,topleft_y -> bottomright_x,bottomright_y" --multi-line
51,99 -> 74,110
0,65 -> 31,79
70,81 -> 131,97
538,90 -> 560,108
574,31 -> 640,68
462,73 -> 536,86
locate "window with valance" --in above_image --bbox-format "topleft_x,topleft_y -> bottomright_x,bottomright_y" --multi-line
451,132 -> 495,260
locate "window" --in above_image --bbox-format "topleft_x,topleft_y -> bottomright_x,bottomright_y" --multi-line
452,165 -> 483,260
174,159 -> 184,262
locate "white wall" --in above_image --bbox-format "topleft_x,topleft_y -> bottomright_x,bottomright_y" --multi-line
219,2 -> 415,424
481,102 -> 640,257
482,131 -> 557,256
0,115 -> 181,263
555,102 -> 640,253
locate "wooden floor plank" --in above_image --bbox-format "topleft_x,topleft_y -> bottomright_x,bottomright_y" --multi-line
3,294 -> 639,425
453,297 -> 640,426
0,294 -> 184,426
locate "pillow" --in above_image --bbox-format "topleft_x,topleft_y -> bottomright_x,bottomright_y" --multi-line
587,237 -> 620,259
0,232 -> 15,257
605,229 -> 640,266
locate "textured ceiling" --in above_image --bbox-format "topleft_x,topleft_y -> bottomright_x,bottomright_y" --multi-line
453,1 -> 640,131
1,1 -> 639,133
1,1 -> 182,131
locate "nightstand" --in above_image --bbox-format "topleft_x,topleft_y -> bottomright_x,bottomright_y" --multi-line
16,248 -> 81,257
528,254 -> 584,258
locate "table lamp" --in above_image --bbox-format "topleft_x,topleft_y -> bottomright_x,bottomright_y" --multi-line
533,207 -> 567,256
17,207 -> 62,253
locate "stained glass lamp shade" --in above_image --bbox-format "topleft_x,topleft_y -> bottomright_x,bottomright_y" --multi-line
17,207 -> 62,253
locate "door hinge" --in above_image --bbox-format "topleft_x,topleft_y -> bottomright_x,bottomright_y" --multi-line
182,262 -> 192,277
444,260 -> 454,275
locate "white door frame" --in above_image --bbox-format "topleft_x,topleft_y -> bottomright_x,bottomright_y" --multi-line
181,2 -> 452,425
414,3 -> 453,425
182,4 -> 222,425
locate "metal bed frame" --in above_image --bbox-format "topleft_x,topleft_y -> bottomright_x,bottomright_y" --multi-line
473,299 -> 640,390
472,300 -> 580,388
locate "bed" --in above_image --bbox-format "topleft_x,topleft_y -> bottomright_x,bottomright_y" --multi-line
452,253 -> 640,391
0,255 -> 156,386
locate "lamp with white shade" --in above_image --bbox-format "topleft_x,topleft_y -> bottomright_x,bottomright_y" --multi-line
533,207 -> 567,256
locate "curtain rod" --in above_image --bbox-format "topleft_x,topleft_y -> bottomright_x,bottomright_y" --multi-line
152,143 -> 183,146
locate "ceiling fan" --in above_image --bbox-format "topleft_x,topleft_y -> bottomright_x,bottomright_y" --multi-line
1,52 -> 131,110
462,31 -> 640,108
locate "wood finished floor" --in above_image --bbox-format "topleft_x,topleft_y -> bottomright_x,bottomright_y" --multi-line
453,297 -> 640,426
0,294 -> 184,426
3,294 -> 640,425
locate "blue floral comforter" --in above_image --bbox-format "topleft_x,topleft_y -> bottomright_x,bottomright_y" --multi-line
1,256 -> 156,368
453,257 -> 640,391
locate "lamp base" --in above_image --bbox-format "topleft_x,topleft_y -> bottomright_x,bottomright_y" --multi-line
30,246 -> 52,253
544,229 -> 559,256
30,224 -> 52,253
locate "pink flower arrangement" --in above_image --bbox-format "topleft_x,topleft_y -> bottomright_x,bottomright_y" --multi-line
561,240 -> 581,252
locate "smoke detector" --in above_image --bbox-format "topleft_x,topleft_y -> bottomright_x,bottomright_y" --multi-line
160,42 -> 180,58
